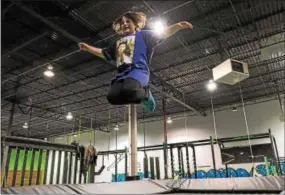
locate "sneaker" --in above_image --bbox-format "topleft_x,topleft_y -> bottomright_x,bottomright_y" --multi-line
142,89 -> 156,112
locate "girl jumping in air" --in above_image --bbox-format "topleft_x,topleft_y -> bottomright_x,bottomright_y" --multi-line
78,11 -> 193,112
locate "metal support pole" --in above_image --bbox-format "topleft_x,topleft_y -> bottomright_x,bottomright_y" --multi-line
43,150 -> 50,185
20,148 -> 28,186
225,164 -> 229,178
162,99 -> 168,179
125,147 -> 128,178
177,147 -> 182,177
56,151 -> 62,184
62,152 -> 68,184
28,149 -> 36,185
89,164 -> 95,183
170,146 -> 174,178
180,148 -> 185,178
149,157 -> 155,179
36,149 -> 43,185
143,157 -> 149,178
78,152 -> 83,184
269,129 -> 281,175
272,137 -> 282,175
50,150 -> 55,184
12,147 -> 20,187
67,152 -> 72,184
190,145 -> 197,179
155,157 -> 160,180
185,143 -> 191,178
73,152 -> 78,184
128,104 -> 137,176
219,141 -> 229,178
3,147 -> 12,187
115,129 -> 118,182
220,142 -> 229,178
210,136 -> 217,178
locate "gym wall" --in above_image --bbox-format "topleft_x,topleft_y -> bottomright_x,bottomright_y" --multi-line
49,98 -> 284,182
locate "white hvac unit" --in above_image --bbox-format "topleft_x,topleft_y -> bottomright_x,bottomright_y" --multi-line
212,59 -> 249,85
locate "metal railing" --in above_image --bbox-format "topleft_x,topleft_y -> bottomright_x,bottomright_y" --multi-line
1,136 -> 93,188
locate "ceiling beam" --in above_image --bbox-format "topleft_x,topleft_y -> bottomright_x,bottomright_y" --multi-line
2,99 -> 109,135
2,32 -> 49,58
150,73 -> 206,115
3,2 -> 283,86
5,2 -> 283,83
8,0 -> 282,115
152,8 -> 285,73
12,1 -> 81,43
175,56 -> 285,89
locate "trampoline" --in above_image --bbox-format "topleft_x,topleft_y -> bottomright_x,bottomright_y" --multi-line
2,176 -> 284,194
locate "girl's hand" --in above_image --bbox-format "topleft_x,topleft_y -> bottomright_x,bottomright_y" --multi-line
178,21 -> 193,29
78,42 -> 90,51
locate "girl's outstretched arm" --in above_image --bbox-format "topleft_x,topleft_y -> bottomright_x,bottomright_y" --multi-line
78,43 -> 105,59
163,21 -> 193,39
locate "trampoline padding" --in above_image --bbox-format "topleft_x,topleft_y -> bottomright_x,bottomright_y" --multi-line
1,180 -> 170,194
67,180 -> 171,194
177,176 -> 285,191
2,176 -> 284,194
1,185 -> 77,194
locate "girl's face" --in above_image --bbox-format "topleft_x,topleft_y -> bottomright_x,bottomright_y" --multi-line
120,16 -> 136,35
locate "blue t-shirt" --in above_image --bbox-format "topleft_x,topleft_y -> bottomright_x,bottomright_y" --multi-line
102,30 -> 164,86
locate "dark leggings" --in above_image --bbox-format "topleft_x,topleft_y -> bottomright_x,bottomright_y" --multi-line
107,78 -> 147,105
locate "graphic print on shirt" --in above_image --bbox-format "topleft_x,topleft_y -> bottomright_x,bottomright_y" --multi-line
116,35 -> 135,67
